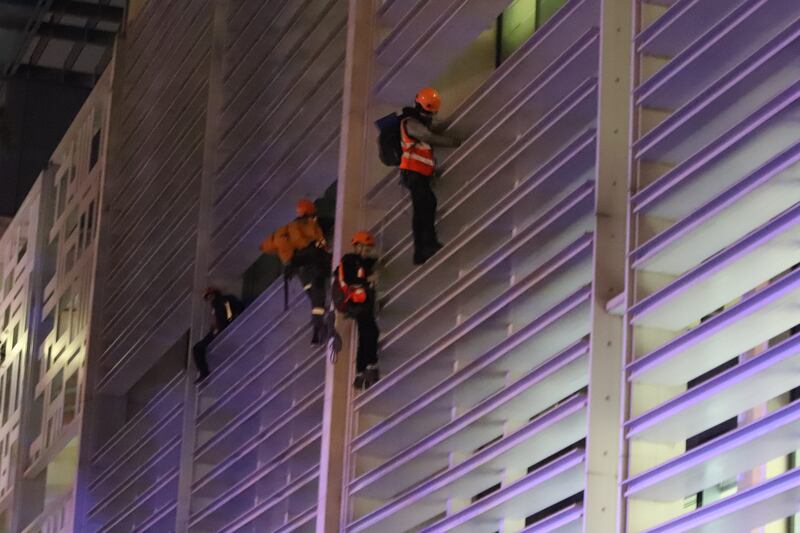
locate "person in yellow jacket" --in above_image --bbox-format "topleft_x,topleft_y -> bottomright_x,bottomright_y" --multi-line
261,199 -> 332,344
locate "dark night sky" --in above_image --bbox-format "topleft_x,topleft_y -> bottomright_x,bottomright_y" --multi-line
0,0 -> 122,217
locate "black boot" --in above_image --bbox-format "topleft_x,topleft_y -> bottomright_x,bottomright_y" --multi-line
365,364 -> 380,389
413,243 -> 442,265
311,314 -> 325,345
353,372 -> 366,390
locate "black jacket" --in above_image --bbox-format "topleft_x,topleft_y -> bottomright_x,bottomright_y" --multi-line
339,253 -> 377,286
209,293 -> 242,333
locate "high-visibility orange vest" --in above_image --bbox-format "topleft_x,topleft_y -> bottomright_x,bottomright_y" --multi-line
400,118 -> 435,176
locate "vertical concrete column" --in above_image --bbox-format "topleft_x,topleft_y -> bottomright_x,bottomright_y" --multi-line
174,0 -> 227,530
583,1 -> 632,531
316,1 -> 375,531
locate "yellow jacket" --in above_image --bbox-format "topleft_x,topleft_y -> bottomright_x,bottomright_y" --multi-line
260,217 -> 325,265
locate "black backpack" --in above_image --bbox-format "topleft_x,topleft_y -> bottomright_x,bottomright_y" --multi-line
375,112 -> 402,167
331,275 -> 349,314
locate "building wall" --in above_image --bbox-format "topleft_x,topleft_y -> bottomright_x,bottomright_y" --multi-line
2,1 -> 800,532
96,0 -> 211,393
0,179 -> 41,530
621,2 -> 800,532
0,65 -> 111,533
77,0 -> 348,530
184,0 -> 347,530
77,1 -> 213,530
208,0 -> 347,279
328,0 -> 626,531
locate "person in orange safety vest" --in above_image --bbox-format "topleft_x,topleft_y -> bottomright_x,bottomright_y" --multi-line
400,87 -> 460,265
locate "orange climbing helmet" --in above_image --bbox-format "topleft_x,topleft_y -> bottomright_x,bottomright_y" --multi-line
415,87 -> 441,113
296,198 -> 316,217
351,230 -> 375,246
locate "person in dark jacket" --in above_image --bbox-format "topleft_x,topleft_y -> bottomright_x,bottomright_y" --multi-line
336,231 -> 380,389
400,87 -> 460,265
193,287 -> 242,383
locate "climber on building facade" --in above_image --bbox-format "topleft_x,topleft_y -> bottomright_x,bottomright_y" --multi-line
332,230 -> 380,389
193,287 -> 242,383
399,87 -> 461,265
260,198 -> 332,345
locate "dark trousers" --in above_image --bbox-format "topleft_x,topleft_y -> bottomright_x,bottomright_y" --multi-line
192,331 -> 217,377
293,246 -> 331,315
402,170 -> 438,253
297,267 -> 327,312
355,311 -> 379,372
300,267 -> 327,343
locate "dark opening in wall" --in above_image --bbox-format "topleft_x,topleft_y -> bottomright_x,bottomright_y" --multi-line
526,491 -> 584,526
241,254 -> 283,307
496,0 -> 570,65
525,438 -> 586,525
89,129 -> 101,171
685,359 -> 739,449
16,238 -> 26,262
63,373 -> 78,426
125,330 -> 188,423
685,351 -> 739,508
1,371 -> 10,425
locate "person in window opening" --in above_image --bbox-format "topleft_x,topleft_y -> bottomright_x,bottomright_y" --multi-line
261,198 -> 333,345
335,231 -> 380,389
400,87 -> 461,265
193,287 -> 242,383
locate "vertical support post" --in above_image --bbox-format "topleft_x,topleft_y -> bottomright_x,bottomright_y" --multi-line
583,0 -> 632,531
316,0 -> 375,531
173,0 -> 227,529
